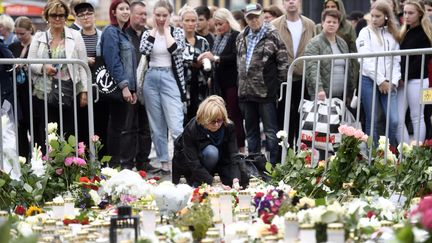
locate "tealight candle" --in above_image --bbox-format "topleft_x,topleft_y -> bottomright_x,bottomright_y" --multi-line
219,191 -> 233,225
284,213 -> 299,243
299,223 -> 316,243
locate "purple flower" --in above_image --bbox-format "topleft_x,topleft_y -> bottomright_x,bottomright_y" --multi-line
74,157 -> 87,167
64,157 -> 74,166
78,142 -> 86,156
120,194 -> 138,204
55,168 -> 63,175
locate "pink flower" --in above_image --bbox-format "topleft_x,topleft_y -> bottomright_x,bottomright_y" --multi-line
55,168 -> 63,175
64,157 -> 74,166
338,124 -> 348,134
78,142 -> 86,156
91,135 -> 100,143
74,157 -> 87,167
120,194 -> 137,204
354,130 -> 364,139
422,209 -> 432,230
361,134 -> 369,142
344,126 -> 356,137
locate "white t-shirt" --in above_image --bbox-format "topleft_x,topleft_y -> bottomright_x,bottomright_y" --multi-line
287,18 -> 302,58
149,31 -> 172,67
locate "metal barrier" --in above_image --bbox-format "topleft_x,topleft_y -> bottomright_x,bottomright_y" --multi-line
280,48 -> 432,164
0,58 -> 94,168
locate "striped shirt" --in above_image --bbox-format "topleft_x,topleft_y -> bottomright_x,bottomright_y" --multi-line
81,32 -> 98,57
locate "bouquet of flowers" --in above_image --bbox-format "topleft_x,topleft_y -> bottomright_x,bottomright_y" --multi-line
252,187 -> 287,224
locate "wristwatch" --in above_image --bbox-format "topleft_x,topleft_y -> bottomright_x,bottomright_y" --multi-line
213,55 -> 220,63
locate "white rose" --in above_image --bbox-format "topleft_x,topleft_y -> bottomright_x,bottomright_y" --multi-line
17,222 -> 33,237
276,130 -> 287,139
19,156 -> 27,165
89,190 -> 101,206
47,122 -> 58,134
47,133 -> 58,143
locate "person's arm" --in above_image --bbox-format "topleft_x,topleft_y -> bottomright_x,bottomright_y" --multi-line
304,39 -> 323,99
27,32 -> 45,75
274,31 -> 289,84
101,27 -> 128,89
356,28 -> 385,86
182,129 -> 213,185
218,32 -> 238,67
139,30 -> 154,56
167,27 -> 186,55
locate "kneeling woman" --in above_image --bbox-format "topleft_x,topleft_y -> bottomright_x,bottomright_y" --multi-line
172,95 -> 240,187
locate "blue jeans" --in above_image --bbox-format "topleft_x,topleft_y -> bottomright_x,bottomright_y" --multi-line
201,145 -> 219,172
239,101 -> 279,164
143,67 -> 184,162
361,76 -> 398,146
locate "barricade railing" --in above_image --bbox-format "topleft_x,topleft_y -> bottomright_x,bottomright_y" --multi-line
0,58 -> 94,169
280,48 -> 432,165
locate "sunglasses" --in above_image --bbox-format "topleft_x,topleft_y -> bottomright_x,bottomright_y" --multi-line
210,119 -> 224,125
49,14 -> 66,19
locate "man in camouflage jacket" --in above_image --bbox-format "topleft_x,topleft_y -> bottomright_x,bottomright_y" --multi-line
236,3 -> 289,164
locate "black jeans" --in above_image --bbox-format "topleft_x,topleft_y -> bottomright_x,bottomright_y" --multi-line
107,101 -> 137,169
135,103 -> 152,166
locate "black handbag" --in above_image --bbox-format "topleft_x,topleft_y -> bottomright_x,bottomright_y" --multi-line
48,78 -> 74,107
92,56 -> 124,103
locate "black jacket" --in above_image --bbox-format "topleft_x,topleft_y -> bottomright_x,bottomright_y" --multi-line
0,40 -> 14,105
401,25 -> 432,80
172,118 -> 240,186
213,31 -> 239,90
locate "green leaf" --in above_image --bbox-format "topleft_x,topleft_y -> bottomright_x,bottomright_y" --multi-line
0,179 -> 5,188
23,183 -> 33,193
50,140 -> 60,150
62,144 -> 74,155
265,162 -> 273,173
100,156 -> 112,163
315,198 -> 326,206
68,135 -> 76,147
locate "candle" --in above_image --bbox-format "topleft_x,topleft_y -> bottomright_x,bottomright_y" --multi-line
327,223 -> 344,243
237,191 -> 251,210
219,191 -> 233,225
299,223 -> 316,243
284,213 -> 299,243
140,206 -> 157,234
208,192 -> 221,221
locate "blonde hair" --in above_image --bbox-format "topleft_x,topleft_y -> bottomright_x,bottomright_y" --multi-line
196,95 -> 230,127
400,0 -> 432,44
0,15 -> 15,32
178,5 -> 198,20
213,8 -> 241,32
15,16 -> 35,35
43,0 -> 70,22
370,0 -> 399,44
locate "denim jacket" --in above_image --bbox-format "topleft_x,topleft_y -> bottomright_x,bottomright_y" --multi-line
101,25 -> 137,91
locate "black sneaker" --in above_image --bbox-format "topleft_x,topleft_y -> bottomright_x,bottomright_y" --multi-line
146,164 -> 161,173
160,169 -> 171,175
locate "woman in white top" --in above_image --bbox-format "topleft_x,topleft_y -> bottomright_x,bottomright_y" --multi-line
140,0 -> 186,174
356,0 -> 400,147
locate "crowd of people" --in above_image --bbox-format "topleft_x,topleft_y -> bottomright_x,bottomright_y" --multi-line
1,0 -> 432,186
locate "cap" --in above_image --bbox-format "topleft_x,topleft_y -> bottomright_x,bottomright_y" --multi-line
74,2 -> 95,15
347,11 -> 364,21
244,3 -> 263,17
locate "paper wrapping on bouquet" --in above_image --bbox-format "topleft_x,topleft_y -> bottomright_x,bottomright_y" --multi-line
92,57 -> 124,103
300,98 -> 352,151
1,100 -> 21,180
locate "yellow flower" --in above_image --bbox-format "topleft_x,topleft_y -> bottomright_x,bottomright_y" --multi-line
25,206 -> 42,217
318,160 -> 326,168
288,190 -> 297,198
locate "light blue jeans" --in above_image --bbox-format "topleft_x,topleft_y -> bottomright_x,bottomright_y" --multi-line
201,145 -> 219,172
143,67 -> 184,162
361,76 -> 399,146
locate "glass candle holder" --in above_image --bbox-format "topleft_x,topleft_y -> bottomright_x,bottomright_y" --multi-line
64,197 -> 75,216
326,223 -> 344,243
52,202 -> 65,219
208,192 -> 221,222
219,191 -> 233,225
299,223 -> 316,243
237,191 -> 251,210
0,211 -> 8,225
140,206 -> 157,234
284,213 -> 299,243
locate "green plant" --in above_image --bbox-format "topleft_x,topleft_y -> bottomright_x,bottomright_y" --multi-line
174,201 -> 213,241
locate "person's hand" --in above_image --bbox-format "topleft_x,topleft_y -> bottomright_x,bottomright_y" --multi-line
44,64 -> 57,76
131,92 -> 137,104
79,92 -> 88,107
88,57 -> 95,66
399,79 -> 404,88
122,87 -> 134,104
164,14 -> 171,31
379,81 -> 391,94
317,90 -> 326,101
198,51 -> 213,62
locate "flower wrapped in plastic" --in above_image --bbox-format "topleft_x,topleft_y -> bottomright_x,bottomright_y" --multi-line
152,181 -> 193,216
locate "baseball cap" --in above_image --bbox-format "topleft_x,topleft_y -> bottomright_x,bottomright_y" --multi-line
74,2 -> 95,15
244,3 -> 263,17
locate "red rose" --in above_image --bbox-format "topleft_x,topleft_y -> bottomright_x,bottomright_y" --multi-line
14,205 -> 26,215
261,212 -> 275,224
255,192 -> 265,198
79,177 -> 92,189
300,143 -> 308,151
138,170 -> 147,179
366,210 -> 375,219
269,224 -> 278,234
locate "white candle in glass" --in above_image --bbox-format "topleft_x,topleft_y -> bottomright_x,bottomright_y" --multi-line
237,191 -> 251,210
208,192 -> 221,221
284,213 -> 299,243
64,197 -> 75,216
299,224 -> 316,243
327,223 -> 344,243
140,206 -> 157,234
219,191 -> 233,225
52,202 -> 65,219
